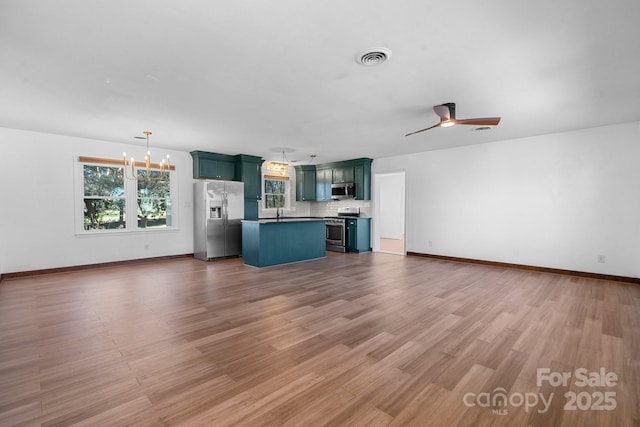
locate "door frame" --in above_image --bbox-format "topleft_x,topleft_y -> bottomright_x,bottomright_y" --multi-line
373,171 -> 406,255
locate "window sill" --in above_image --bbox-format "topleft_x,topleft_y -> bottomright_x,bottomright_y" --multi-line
75,227 -> 180,237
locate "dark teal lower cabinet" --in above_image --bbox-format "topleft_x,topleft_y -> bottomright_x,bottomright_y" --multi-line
346,218 -> 371,253
242,219 -> 326,267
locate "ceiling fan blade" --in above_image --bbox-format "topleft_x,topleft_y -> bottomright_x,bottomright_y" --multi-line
406,103 -> 500,137
405,123 -> 441,136
454,117 -> 501,126
433,104 -> 451,121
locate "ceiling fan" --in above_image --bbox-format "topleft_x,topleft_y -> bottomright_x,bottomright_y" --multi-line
405,102 -> 501,136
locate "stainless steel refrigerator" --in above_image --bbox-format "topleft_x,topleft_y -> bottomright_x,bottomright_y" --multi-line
194,180 -> 244,260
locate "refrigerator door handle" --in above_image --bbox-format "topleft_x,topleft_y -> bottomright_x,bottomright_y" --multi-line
223,193 -> 228,224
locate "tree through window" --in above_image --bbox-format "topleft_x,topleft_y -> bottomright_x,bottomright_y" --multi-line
264,178 -> 287,209
137,170 -> 171,228
78,157 -> 176,233
83,165 -> 126,230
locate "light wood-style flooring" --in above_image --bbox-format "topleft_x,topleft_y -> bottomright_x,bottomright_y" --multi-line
1,252 -> 638,426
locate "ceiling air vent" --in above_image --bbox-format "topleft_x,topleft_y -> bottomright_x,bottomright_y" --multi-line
356,47 -> 392,66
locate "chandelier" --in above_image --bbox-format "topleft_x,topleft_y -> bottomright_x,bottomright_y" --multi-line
122,131 -> 171,181
265,160 -> 288,176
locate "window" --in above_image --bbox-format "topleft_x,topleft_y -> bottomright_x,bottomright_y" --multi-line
76,157 -> 176,233
137,170 -> 171,228
264,178 -> 285,209
263,177 -> 290,210
83,165 -> 126,230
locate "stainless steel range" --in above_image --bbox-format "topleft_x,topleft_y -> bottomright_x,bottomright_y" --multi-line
325,207 -> 360,252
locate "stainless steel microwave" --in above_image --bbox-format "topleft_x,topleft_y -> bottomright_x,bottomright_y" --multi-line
331,182 -> 355,200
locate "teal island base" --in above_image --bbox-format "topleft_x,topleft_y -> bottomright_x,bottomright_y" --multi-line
241,219 -> 326,267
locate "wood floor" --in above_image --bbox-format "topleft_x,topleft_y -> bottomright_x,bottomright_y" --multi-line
1,252 -> 638,426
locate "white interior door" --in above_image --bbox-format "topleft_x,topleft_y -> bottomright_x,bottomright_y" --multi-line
374,171 -> 406,255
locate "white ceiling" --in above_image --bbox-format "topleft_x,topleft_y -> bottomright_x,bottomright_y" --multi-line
1,0 -> 639,163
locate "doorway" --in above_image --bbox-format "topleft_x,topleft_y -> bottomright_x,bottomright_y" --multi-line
374,171 -> 406,255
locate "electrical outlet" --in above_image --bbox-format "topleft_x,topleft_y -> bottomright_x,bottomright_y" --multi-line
597,255 -> 606,263
428,241 -> 433,247
144,243 -> 150,250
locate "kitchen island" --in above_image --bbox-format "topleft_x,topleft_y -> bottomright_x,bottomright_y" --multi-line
241,218 -> 326,267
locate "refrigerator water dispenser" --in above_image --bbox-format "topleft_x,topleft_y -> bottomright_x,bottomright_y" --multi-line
210,203 -> 222,219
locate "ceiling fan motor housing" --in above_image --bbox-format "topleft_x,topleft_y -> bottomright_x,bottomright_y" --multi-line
442,102 -> 455,119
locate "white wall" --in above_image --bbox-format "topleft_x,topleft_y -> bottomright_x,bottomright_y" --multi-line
373,121 -> 640,278
0,127 -> 194,274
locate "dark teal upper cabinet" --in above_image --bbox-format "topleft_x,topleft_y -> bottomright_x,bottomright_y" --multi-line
217,161 -> 235,180
193,152 -> 372,202
234,154 -> 264,200
192,151 -> 264,220
325,158 -> 372,200
315,168 -> 332,201
235,154 -> 264,221
332,166 -> 355,184
354,161 -> 371,201
297,158 -> 372,200
295,165 -> 316,201
191,151 -> 236,180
